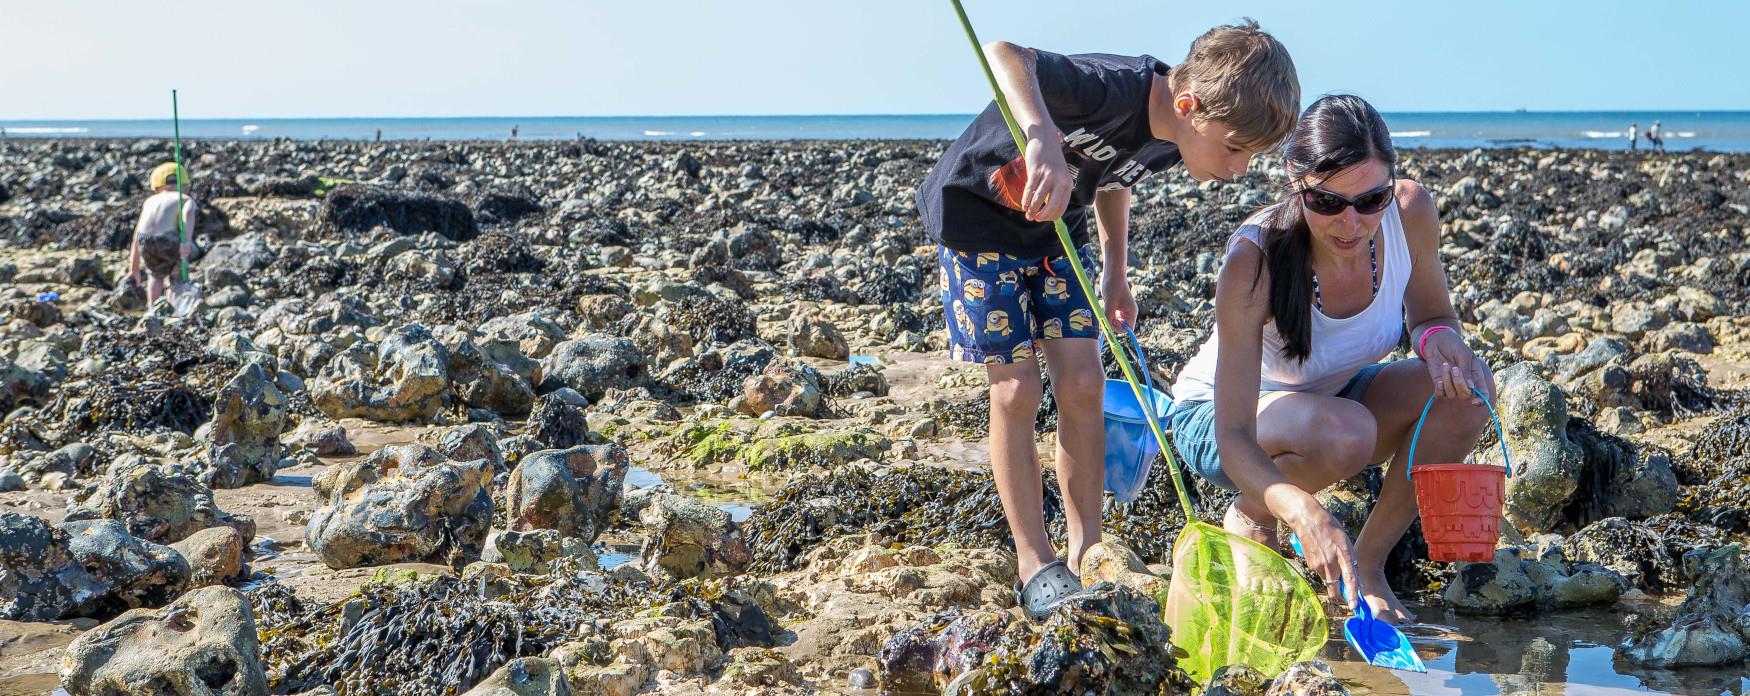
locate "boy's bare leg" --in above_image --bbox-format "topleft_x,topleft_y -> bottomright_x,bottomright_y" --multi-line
987,358 -> 1053,584
1039,337 -> 1104,574
146,276 -> 166,305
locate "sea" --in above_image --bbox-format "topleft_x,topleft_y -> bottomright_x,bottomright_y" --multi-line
2,112 -> 1748,151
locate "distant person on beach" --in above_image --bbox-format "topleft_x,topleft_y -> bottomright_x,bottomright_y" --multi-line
375,128 -> 382,142
129,163 -> 198,305
916,19 -> 1300,619
511,125 -> 519,141
1648,121 -> 1664,152
1628,122 -> 1638,151
1170,95 -> 1494,624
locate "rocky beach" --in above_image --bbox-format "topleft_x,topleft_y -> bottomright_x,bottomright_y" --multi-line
1,137 -> 1748,695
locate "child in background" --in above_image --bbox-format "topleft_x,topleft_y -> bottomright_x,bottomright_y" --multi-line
130,162 -> 197,306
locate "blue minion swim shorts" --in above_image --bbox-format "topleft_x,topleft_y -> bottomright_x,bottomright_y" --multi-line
937,245 -> 1100,365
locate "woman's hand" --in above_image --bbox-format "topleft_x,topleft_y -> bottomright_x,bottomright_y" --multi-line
1421,330 -> 1496,407
1277,492 -> 1358,605
1102,273 -> 1138,328
1021,133 -> 1072,222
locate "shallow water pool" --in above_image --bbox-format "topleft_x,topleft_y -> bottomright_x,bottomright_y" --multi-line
1325,604 -> 1748,695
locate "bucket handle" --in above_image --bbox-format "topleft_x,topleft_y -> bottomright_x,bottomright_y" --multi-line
1113,321 -> 1155,407
1105,322 -> 1160,411
1406,386 -> 1512,479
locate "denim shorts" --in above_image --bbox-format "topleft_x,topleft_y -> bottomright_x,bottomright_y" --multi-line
1169,362 -> 1388,491
937,245 -> 1099,365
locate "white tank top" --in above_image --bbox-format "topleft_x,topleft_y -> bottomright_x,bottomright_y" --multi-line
1171,202 -> 1411,403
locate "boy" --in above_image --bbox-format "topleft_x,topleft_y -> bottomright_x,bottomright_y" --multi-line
130,162 -> 198,306
915,19 -> 1299,618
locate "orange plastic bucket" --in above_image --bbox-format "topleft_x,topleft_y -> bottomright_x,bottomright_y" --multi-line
1405,388 -> 1512,563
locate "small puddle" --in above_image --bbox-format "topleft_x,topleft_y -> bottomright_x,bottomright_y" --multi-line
1325,604 -> 1750,695
849,354 -> 884,367
609,466 -> 778,570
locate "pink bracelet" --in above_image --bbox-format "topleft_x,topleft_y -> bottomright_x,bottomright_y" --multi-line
1417,325 -> 1456,359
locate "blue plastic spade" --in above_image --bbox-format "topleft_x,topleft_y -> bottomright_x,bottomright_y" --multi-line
1289,535 -> 1427,673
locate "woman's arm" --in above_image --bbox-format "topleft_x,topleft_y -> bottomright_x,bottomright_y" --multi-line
1212,239 -> 1357,601
1396,180 -> 1495,404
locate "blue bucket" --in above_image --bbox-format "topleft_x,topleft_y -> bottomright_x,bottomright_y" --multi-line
1101,324 -> 1173,502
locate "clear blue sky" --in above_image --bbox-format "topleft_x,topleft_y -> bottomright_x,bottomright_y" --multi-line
5,0 -> 1746,119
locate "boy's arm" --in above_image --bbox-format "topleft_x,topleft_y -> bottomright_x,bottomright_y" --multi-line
130,201 -> 150,280
983,41 -> 1072,223
1093,188 -> 1136,326
179,199 -> 199,258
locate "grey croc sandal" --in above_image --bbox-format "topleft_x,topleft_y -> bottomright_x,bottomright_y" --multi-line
1015,560 -> 1083,620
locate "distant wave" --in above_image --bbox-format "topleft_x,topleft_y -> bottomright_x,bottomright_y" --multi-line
688,131 -> 706,137
1390,130 -> 1431,138
1583,130 -> 1625,138
3,127 -> 89,134
643,130 -> 673,136
1674,131 -> 1696,137
241,125 -> 260,134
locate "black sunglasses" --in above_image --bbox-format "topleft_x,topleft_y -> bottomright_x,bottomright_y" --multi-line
1299,180 -> 1395,216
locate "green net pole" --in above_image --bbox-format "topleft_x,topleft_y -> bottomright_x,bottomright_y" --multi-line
948,0 -> 1195,520
173,89 -> 187,283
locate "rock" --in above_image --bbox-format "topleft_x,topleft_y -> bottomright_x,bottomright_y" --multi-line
878,585 -> 1194,695
1609,302 -> 1667,340
1564,517 -> 1676,591
59,519 -> 192,618
1204,664 -> 1270,696
1263,661 -> 1348,696
318,184 -> 478,242
1078,541 -> 1167,596
734,358 -> 825,418
715,648 -> 801,691
1649,321 -> 1714,354
60,586 -> 267,696
439,423 -> 505,472
170,526 -> 246,587
1566,420 -> 1677,521
824,363 -> 889,398
287,419 -> 355,456
65,463 -> 256,545
201,363 -> 287,489
0,356 -> 51,413
1,512 -> 94,620
1620,545 -> 1750,668
1487,363 -> 1585,533
13,442 -> 97,489
1443,547 -> 1538,614
669,417 -> 887,472
440,329 -> 535,416
311,325 -> 451,422
527,392 -> 590,450
481,529 -> 591,574
789,315 -> 849,360
504,444 -> 628,543
201,233 -> 277,276
304,444 -> 493,569
631,490 -> 752,581
462,657 -> 572,696
0,467 -> 23,492
539,335 -> 647,402
1520,549 -> 1628,609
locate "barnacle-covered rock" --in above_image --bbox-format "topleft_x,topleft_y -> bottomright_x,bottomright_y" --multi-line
304,444 -> 493,569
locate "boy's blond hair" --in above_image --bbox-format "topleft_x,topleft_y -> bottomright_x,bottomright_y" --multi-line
1171,18 -> 1300,150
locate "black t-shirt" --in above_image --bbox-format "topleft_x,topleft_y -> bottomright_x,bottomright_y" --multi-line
918,51 -> 1184,257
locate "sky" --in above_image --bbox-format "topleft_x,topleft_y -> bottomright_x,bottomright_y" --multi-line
4,0 -> 1747,119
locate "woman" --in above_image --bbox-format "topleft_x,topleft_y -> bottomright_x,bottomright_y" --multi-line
1168,95 -> 1495,623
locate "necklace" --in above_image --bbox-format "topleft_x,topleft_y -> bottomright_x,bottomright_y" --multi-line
1311,235 -> 1378,312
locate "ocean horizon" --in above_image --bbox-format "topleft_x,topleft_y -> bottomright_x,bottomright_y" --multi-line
3,111 -> 1748,152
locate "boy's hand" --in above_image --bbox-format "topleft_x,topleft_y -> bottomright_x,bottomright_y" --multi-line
1022,133 -> 1072,222
1102,274 -> 1137,328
